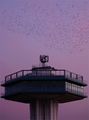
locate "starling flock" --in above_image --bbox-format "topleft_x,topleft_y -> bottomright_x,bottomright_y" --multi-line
0,0 -> 89,53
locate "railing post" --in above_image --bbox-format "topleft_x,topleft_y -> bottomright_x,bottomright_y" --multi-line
70,72 -> 72,79
22,70 -> 24,76
16,72 -> 18,78
5,76 -> 7,82
81,76 -> 83,82
64,70 -> 65,77
10,75 -> 12,80
76,74 -> 78,79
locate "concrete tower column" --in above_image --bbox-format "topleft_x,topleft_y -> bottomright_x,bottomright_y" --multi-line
30,99 -> 58,120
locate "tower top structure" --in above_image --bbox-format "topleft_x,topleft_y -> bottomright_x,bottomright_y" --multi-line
40,55 -> 49,67
1,55 -> 87,103
32,55 -> 54,71
1,55 -> 87,120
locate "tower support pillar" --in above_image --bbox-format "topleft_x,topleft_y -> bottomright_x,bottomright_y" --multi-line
30,99 -> 58,120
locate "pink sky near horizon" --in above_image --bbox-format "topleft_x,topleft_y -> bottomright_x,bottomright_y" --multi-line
0,0 -> 89,120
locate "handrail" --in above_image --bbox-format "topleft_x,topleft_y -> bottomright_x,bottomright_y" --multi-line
4,69 -> 84,84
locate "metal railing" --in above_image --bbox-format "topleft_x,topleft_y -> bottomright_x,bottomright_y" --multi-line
4,69 -> 84,84
5,70 -> 32,81
64,70 -> 83,83
65,82 -> 86,96
66,86 -> 87,96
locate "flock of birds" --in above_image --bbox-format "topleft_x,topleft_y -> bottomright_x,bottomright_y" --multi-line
0,0 -> 89,53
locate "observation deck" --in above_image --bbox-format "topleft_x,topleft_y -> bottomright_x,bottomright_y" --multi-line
1,55 -> 87,103
1,67 -> 87,103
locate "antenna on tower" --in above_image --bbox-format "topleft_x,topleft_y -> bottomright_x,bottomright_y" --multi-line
40,55 -> 49,67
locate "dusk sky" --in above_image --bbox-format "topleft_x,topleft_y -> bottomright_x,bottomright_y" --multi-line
0,0 -> 89,120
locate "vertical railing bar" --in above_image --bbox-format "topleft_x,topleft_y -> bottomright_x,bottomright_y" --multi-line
5,76 -> 7,82
70,72 -> 72,79
10,75 -> 12,80
64,70 -> 65,77
16,72 -> 17,78
22,70 -> 24,76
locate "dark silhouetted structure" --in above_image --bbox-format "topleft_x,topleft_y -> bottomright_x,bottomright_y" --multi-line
1,55 -> 87,120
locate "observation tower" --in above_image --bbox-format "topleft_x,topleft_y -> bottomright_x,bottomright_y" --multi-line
1,55 -> 87,120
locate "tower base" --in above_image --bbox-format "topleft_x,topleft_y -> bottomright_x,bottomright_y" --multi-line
30,100 -> 58,120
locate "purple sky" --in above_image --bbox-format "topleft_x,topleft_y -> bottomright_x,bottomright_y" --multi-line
0,0 -> 89,120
